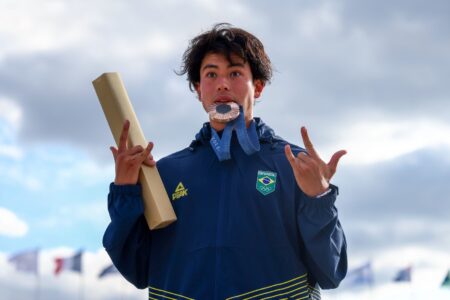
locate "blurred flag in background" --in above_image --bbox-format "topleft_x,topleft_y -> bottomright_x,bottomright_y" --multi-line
345,262 -> 374,287
393,266 -> 412,282
54,250 -> 83,275
442,270 -> 450,288
8,248 -> 39,275
98,264 -> 119,279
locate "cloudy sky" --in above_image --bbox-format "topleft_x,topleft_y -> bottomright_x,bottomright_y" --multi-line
0,0 -> 449,299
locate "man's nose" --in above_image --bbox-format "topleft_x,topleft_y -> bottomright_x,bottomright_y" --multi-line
217,77 -> 230,91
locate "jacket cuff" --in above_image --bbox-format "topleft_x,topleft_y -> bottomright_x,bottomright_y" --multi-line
303,184 -> 339,209
109,182 -> 142,196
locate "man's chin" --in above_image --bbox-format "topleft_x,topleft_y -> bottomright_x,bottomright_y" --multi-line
209,120 -> 227,131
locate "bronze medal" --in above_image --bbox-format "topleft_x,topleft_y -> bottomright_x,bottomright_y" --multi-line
208,102 -> 240,123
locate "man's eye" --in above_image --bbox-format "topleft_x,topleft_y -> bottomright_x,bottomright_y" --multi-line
206,72 -> 216,78
230,71 -> 241,77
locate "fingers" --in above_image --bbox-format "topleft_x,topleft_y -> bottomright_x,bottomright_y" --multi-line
296,151 -> 317,172
140,142 -> 153,159
127,145 -> 145,156
118,120 -> 130,153
113,142 -> 155,164
144,156 -> 156,167
147,141 -> 154,153
144,157 -> 156,167
328,149 -> 347,176
285,145 -> 311,170
128,142 -> 155,165
296,151 -> 311,164
301,127 -> 320,160
116,121 -> 155,166
142,142 -> 155,166
284,144 -> 297,167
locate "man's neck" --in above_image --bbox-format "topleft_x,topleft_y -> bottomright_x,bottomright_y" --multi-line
210,118 -> 252,131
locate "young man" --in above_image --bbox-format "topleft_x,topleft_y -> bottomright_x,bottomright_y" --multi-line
104,24 -> 347,300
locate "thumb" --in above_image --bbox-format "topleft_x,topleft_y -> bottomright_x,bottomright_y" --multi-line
110,146 -> 118,161
328,150 -> 347,176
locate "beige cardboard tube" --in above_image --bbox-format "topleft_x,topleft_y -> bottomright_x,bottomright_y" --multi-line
93,72 -> 177,230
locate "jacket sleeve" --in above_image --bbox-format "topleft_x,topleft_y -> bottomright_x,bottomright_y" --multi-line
102,183 -> 152,289
296,184 -> 348,289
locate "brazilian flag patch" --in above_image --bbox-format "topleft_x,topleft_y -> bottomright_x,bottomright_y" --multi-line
256,170 -> 277,196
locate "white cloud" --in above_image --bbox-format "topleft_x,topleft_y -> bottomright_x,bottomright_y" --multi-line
0,1 -> 85,56
0,164 -> 43,190
0,137 -> 113,191
50,158 -> 114,189
0,207 -> 28,237
36,199 -> 110,230
0,0 -> 178,70
323,117 -> 450,165
192,0 -> 246,15
0,97 -> 24,159
0,97 -> 22,130
296,1 -> 343,38
0,145 -> 23,160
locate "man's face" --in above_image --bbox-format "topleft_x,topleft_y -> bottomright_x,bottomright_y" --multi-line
195,52 -> 264,131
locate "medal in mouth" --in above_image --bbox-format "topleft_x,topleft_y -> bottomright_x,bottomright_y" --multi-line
208,102 -> 240,123
208,103 -> 261,161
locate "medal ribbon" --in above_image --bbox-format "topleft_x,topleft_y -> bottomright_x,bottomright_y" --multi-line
209,106 -> 260,161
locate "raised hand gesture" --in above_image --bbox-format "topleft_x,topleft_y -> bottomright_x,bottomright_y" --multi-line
284,126 -> 346,197
110,120 -> 156,185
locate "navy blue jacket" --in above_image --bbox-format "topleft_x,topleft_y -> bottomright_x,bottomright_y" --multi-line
103,118 -> 347,300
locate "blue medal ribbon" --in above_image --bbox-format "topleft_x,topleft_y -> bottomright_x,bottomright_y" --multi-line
209,106 -> 260,161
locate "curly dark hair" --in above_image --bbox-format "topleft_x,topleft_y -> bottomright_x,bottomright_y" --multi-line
178,23 -> 273,91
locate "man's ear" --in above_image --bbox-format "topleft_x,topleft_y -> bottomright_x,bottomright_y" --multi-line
254,80 -> 265,99
194,82 -> 201,101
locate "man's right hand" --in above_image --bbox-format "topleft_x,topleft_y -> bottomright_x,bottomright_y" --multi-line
110,120 -> 156,185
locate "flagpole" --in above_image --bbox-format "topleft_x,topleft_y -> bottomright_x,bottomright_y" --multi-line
121,278 -> 126,300
36,247 -> 40,300
79,272 -> 84,300
368,259 -> 374,300
366,268 -> 374,300
35,273 -> 40,300
409,265 -> 413,300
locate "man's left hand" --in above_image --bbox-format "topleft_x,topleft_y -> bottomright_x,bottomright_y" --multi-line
284,126 -> 346,197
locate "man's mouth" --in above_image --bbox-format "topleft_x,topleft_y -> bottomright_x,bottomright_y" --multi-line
214,95 -> 235,103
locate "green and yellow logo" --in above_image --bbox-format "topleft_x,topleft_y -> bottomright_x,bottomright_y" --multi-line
256,170 -> 277,196
172,182 -> 188,201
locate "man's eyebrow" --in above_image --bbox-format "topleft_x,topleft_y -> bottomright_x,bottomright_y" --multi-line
229,62 -> 245,68
202,62 -> 245,71
202,64 -> 218,71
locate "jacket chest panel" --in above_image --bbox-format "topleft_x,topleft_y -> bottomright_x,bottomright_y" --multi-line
163,153 -> 297,250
